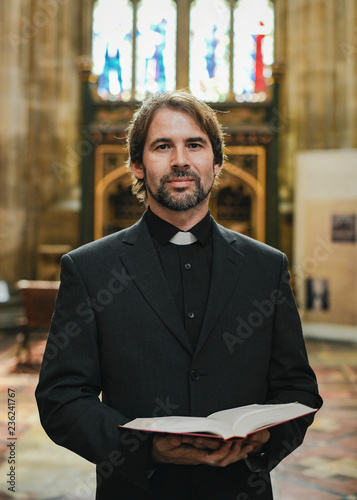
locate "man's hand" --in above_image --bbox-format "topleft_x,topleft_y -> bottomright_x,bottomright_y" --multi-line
243,429 -> 270,455
151,429 -> 270,467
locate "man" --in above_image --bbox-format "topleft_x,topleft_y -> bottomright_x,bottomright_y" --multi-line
36,90 -> 322,499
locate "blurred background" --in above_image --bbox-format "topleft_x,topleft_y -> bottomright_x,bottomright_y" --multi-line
0,0 -> 356,499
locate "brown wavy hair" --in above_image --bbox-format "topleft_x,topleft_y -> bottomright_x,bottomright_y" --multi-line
126,90 -> 226,204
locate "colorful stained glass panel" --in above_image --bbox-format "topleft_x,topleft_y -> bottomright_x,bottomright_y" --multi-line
233,0 -> 274,102
189,0 -> 231,102
135,0 -> 176,100
92,0 -> 133,101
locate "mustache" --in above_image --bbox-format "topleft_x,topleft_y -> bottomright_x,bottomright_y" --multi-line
162,170 -> 200,181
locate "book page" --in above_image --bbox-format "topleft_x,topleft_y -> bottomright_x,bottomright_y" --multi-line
209,404 -> 263,430
123,415 -> 233,438
122,402 -> 317,439
209,402 -> 316,437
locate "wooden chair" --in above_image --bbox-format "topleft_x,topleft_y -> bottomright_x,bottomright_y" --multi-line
15,280 -> 60,365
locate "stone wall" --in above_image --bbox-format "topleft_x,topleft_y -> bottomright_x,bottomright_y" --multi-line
0,0 -> 93,282
276,0 -> 357,256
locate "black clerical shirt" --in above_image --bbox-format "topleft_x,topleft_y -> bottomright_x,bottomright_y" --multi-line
145,208 -> 212,349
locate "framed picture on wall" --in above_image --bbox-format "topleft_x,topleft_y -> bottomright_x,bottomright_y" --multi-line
305,278 -> 330,311
331,214 -> 356,243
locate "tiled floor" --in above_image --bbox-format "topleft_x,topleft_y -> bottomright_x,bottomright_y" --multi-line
0,333 -> 356,499
272,341 -> 357,500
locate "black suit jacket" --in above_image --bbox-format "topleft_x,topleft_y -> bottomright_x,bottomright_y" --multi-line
36,216 -> 322,499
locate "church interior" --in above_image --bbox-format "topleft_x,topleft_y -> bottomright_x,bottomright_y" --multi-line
0,0 -> 357,498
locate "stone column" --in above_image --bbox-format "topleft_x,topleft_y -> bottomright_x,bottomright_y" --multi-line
174,0 -> 193,90
0,0 -> 92,282
0,0 -> 32,281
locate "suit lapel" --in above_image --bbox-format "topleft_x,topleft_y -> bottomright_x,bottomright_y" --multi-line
195,221 -> 246,355
119,218 -> 193,354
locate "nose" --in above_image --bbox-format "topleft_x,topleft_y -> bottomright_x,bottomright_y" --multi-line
171,146 -> 190,169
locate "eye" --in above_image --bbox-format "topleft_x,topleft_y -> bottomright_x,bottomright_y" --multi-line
188,143 -> 202,150
156,144 -> 170,150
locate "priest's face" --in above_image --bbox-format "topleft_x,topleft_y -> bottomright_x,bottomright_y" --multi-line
131,108 -> 222,212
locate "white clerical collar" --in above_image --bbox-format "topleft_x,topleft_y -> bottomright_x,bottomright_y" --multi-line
169,231 -> 198,246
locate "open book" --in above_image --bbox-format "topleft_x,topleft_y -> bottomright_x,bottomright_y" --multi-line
121,402 -> 317,440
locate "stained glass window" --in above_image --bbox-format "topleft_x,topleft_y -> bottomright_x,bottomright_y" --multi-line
92,0 -> 133,101
135,0 -> 176,100
92,0 -> 274,103
189,0 -> 231,102
233,0 -> 274,102
92,0 -> 176,101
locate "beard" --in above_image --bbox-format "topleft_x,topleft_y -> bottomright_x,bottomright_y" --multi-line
145,168 -> 214,211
